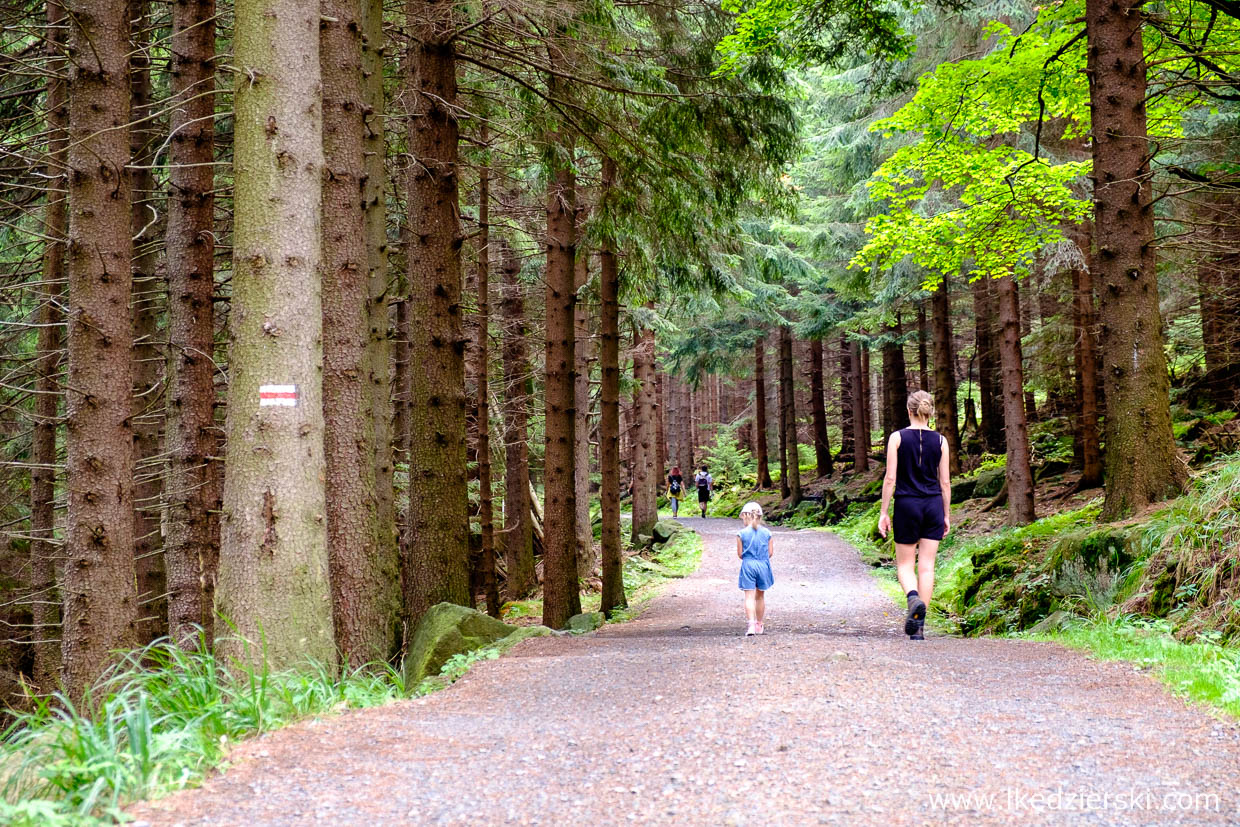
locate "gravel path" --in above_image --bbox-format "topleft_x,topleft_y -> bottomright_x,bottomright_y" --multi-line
130,519 -> 1240,825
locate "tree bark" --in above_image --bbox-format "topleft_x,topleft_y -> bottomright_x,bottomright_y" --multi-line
499,240 -> 534,600
779,325 -> 801,503
777,351 -> 789,498
972,275 -> 1004,453
164,0 -> 216,649
837,335 -> 854,461
881,322 -> 908,437
851,339 -> 868,469
473,152 -> 500,616
996,274 -> 1035,525
753,337 -> 773,487
542,123 -> 583,629
630,321 -> 658,540
217,0 -> 335,670
598,171 -> 626,614
573,218 -> 595,579
1069,222 -> 1103,488
402,6 -> 472,624
932,277 -> 961,474
322,0 -> 399,664
655,371 -> 667,484
1085,0 -> 1186,517
130,1 -> 165,645
917,302 -> 930,390
62,0 -> 139,697
809,338 -> 832,477
32,0 -> 68,684
362,0 -> 399,631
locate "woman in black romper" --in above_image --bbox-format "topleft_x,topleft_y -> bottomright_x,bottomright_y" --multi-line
877,390 -> 951,640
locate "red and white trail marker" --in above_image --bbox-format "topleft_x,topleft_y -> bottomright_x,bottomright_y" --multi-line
259,384 -> 298,407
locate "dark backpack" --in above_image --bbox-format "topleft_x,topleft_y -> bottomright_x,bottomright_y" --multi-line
696,474 -> 709,490
669,479 -> 682,494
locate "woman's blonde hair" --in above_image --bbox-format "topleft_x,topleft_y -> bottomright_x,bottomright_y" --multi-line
907,390 -> 934,420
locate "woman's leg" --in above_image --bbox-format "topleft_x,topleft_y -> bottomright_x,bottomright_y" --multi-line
915,539 -> 940,603
755,590 -> 765,623
895,542 -> 920,594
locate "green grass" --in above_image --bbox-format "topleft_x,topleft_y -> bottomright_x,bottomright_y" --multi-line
1022,616 -> 1240,718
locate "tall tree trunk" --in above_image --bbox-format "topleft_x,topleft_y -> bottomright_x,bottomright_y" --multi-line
130,1 -> 165,645
499,241 -> 534,600
630,322 -> 658,540
809,338 -> 832,477
1020,275 -> 1037,420
164,0 -> 216,648
542,122 -> 582,629
851,339 -> 868,469
655,372 -> 667,484
1085,0 -> 1186,517
402,7 -> 471,624
779,326 -> 801,503
753,336 -> 773,487
362,0 -> 398,632
777,352 -> 789,499
932,277 -> 961,474
573,220 -> 595,579
598,170 -> 626,614
837,335 -> 855,461
996,274 -> 1035,525
917,302 -> 930,390
881,318 -> 909,435
218,0 -> 335,669
972,275 -> 1004,452
32,0 -> 68,684
62,0 -> 138,697
322,0 -> 398,664
1070,222 -> 1103,488
473,152 -> 500,616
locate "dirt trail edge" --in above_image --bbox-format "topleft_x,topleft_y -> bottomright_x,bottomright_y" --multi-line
130,520 -> 1240,826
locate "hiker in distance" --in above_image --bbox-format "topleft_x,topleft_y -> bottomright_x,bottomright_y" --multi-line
667,465 -> 684,518
877,390 -> 951,641
694,464 -> 713,517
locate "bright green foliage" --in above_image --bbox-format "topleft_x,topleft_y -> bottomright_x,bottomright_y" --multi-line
703,423 -> 756,484
854,136 -> 1090,282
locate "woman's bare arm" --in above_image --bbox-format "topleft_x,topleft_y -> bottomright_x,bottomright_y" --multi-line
939,435 -> 951,535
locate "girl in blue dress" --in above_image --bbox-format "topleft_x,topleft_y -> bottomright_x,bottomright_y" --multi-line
736,502 -> 774,636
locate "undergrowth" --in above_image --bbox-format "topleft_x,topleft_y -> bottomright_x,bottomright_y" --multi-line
0,531 -> 705,825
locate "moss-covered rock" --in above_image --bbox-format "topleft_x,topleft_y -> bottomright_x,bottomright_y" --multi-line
404,602 -> 543,684
566,611 -> 605,633
973,467 -> 1006,498
951,476 -> 977,501
652,520 -> 683,544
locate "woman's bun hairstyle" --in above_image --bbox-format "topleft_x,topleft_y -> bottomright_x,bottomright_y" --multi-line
907,390 -> 934,419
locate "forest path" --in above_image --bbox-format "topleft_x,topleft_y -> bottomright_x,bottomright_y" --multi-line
130,520 -> 1240,826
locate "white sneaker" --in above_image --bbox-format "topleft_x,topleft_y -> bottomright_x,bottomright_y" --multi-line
755,622 -> 764,635
746,622 -> 757,636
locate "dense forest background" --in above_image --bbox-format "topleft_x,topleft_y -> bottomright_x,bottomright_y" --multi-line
0,0 -> 1238,716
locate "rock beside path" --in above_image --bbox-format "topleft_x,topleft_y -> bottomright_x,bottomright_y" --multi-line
403,602 -> 552,683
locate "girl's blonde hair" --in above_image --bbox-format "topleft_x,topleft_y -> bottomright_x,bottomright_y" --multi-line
907,390 -> 934,420
740,502 -> 764,523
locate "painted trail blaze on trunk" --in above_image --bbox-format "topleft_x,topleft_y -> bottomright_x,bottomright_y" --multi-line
1084,0 -> 1185,517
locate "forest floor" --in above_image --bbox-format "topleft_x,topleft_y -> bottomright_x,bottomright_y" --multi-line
128,521 -> 1240,826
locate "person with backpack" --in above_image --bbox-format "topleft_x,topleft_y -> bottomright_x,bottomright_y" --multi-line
666,466 -> 684,517
694,465 -> 713,517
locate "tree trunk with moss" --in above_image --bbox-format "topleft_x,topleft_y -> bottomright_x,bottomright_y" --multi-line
322,0 -> 400,664
402,4 -> 471,624
630,321 -> 658,541
473,152 -> 500,617
932,277 -> 961,474
61,0 -> 139,699
217,0 -> 335,670
837,335 -> 854,462
754,337 -> 773,487
573,221 -> 596,578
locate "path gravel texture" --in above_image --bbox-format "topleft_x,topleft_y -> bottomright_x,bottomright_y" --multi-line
130,519 -> 1240,826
